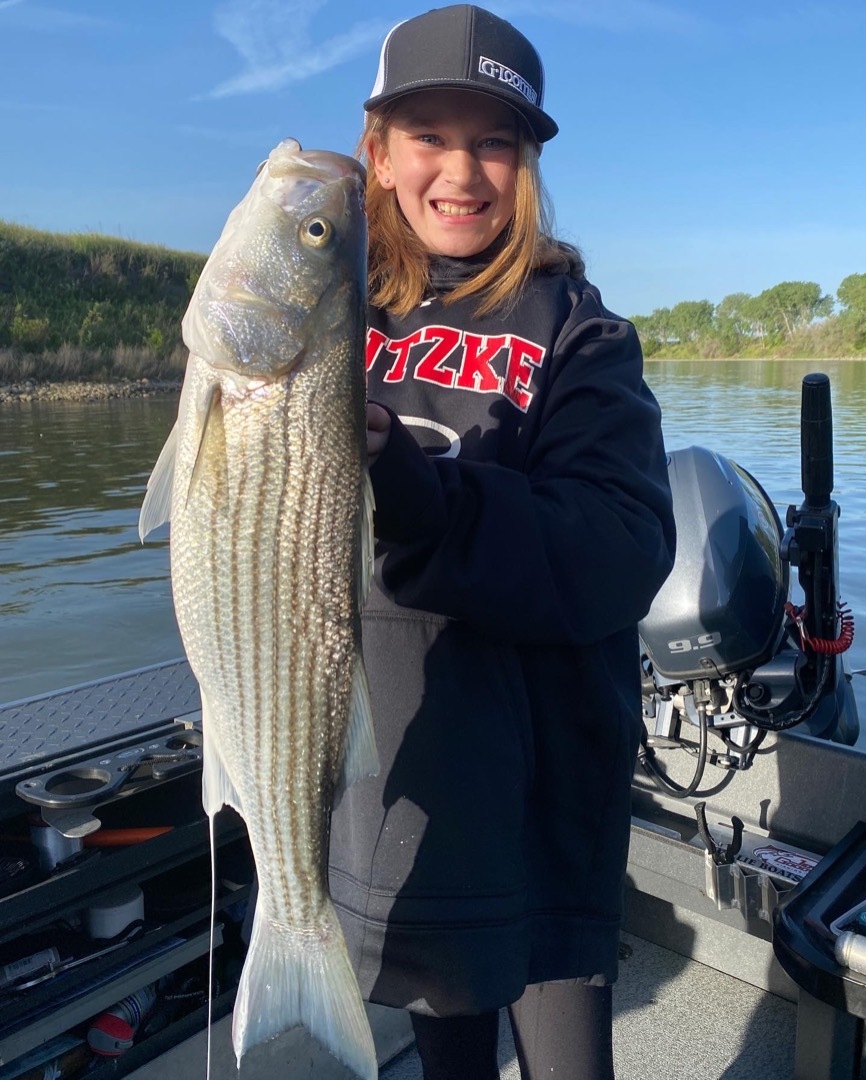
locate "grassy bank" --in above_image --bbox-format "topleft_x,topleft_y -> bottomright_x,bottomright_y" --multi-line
2,221 -> 864,389
0,219 -> 204,384
0,343 -> 186,384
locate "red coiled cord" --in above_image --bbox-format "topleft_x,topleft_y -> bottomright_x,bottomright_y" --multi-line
785,600 -> 855,654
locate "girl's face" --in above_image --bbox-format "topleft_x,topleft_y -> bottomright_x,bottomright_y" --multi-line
369,88 -> 520,258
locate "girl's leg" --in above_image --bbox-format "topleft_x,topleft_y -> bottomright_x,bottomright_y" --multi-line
507,981 -> 615,1080
409,1010 -> 501,1080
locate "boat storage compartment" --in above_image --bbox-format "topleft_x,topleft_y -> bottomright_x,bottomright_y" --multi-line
0,661 -> 253,1080
627,722 -> 866,1078
774,820 -> 866,1080
0,660 -> 414,1080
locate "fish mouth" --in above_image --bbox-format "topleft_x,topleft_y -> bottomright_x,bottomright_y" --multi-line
255,139 -> 366,222
266,140 -> 365,189
264,159 -> 365,220
296,149 -> 365,185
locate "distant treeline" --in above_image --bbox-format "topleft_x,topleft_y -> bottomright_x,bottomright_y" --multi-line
631,277 -> 866,359
2,221 -> 865,385
0,220 -> 206,383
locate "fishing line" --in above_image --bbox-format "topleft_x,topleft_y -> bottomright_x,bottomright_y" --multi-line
207,810 -> 216,1080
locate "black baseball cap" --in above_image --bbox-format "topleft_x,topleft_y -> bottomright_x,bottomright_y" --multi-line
364,5 -> 558,143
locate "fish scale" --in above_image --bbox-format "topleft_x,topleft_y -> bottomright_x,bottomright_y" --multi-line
175,369 -> 358,918
139,139 -> 378,1079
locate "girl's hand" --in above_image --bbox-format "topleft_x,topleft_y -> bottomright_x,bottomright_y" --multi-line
366,403 -> 391,466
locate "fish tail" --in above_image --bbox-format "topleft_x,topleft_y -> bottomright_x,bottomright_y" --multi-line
232,902 -> 376,1080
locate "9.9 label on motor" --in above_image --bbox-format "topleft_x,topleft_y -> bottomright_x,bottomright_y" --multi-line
668,632 -> 722,653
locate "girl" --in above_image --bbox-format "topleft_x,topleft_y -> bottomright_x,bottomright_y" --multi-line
328,6 -> 677,1078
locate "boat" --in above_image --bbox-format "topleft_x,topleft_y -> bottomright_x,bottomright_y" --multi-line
1,373 -> 863,1079
627,371 -> 866,1079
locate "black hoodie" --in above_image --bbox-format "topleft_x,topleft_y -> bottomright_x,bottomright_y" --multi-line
328,259 -> 676,1017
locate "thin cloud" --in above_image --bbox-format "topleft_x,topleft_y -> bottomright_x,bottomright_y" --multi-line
206,0 -> 390,98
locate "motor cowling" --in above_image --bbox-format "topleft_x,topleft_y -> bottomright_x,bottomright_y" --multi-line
639,447 -> 789,681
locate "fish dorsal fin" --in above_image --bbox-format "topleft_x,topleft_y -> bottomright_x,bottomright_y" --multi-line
358,469 -> 375,607
335,656 -> 379,803
138,423 -> 178,541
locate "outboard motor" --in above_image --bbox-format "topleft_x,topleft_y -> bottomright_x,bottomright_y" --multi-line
638,373 -> 858,798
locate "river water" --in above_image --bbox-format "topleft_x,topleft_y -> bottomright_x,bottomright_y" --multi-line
1,359 -> 864,732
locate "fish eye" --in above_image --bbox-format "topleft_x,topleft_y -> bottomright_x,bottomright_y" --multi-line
300,215 -> 333,249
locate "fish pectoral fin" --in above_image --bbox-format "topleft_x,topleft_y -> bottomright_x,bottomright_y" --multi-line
200,688 -> 244,818
185,380 -> 228,514
336,656 -> 379,803
139,362 -> 228,539
138,422 -> 178,541
358,469 -> 375,607
233,904 -> 376,1080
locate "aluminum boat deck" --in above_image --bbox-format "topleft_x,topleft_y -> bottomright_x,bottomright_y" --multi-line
3,662 -> 865,1080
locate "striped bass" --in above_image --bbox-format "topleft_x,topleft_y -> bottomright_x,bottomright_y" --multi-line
138,138 -> 378,1079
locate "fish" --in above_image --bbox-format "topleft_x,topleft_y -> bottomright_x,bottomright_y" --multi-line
138,138 -> 378,1079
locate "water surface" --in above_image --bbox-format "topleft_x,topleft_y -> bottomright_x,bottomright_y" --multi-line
0,396 -> 182,701
1,360 -> 863,726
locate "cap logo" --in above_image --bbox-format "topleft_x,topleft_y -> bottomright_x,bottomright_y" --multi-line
478,56 -> 538,105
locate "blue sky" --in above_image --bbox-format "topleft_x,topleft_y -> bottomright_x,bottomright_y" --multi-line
1,0 -> 864,317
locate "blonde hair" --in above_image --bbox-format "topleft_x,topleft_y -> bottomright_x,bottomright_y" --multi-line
360,104 -> 584,318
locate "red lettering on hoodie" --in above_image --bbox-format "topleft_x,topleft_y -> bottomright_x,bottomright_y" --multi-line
365,325 -> 548,411
383,330 -> 424,383
414,326 -> 461,388
456,333 -> 506,393
505,337 -> 545,411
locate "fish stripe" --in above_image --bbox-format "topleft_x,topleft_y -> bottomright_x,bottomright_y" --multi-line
172,340 -> 366,937
153,149 -> 374,1075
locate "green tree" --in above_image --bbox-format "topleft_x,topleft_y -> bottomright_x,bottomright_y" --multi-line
630,314 -> 661,356
836,272 -> 866,351
644,307 -> 674,347
753,281 -> 833,339
716,293 -> 753,335
837,273 -> 866,316
669,300 -> 714,343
